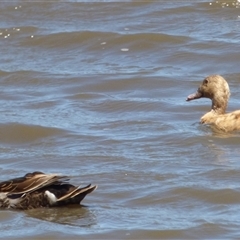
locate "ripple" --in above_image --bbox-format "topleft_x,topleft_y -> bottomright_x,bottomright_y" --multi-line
0,123 -> 67,145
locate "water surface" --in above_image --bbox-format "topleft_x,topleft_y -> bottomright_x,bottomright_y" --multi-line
0,0 -> 240,239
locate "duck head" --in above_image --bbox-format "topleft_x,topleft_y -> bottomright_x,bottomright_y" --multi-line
186,75 -> 230,114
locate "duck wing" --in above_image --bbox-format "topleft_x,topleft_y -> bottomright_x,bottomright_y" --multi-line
57,184 -> 97,202
0,171 -> 69,196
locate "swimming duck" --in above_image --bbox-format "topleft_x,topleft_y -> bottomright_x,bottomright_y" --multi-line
186,74 -> 240,132
0,171 -> 97,210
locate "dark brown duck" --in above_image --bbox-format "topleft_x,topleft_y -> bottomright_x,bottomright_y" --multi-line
0,171 -> 97,210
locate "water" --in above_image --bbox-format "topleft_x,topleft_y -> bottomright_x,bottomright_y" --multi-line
0,0 -> 240,239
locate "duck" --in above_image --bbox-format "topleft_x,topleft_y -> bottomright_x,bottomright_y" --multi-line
186,74 -> 240,132
0,171 -> 97,210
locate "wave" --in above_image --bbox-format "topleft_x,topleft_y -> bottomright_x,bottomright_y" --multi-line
0,122 -> 67,145
21,31 -> 192,50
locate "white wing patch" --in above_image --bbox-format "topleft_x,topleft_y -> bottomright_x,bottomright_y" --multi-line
44,190 -> 57,205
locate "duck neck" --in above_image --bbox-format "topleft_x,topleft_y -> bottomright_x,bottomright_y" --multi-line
211,97 -> 227,114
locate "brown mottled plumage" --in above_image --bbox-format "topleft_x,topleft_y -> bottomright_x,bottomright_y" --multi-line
0,171 -> 97,210
186,75 -> 240,132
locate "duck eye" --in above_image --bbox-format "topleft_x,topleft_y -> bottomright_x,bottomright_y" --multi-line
203,79 -> 208,85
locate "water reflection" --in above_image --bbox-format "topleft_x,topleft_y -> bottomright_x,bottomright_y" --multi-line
25,206 -> 97,228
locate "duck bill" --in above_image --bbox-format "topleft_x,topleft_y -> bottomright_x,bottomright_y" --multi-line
186,91 -> 202,101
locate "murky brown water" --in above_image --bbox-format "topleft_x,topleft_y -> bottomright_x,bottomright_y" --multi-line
1,0 -> 240,239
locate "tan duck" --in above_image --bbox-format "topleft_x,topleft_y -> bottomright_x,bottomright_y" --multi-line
186,74 -> 240,132
0,171 -> 97,210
